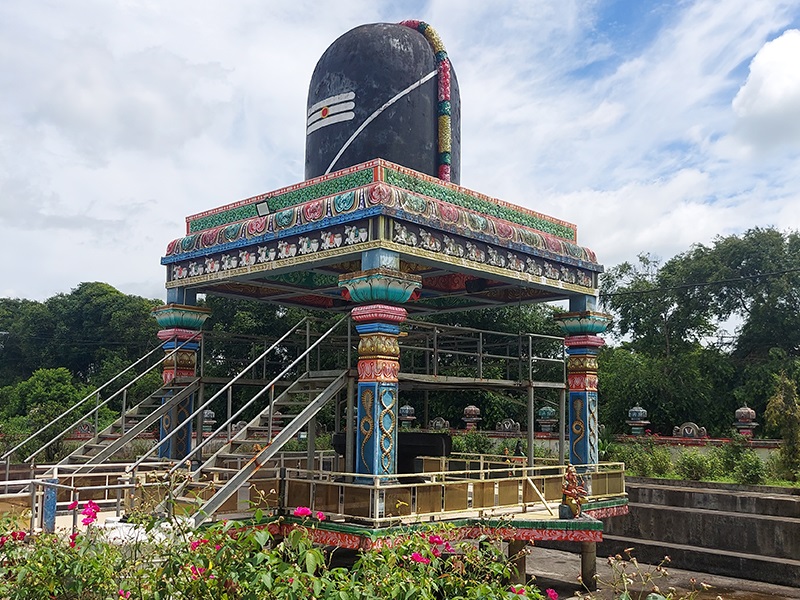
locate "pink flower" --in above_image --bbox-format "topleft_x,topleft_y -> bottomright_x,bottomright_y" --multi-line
69,532 -> 79,548
410,552 -> 430,564
431,547 -> 441,558
190,539 -> 208,551
189,565 -> 206,580
215,544 -> 222,550
444,542 -> 455,553
0,536 -> 7,548
67,500 -> 79,510
10,531 -> 25,541
510,586 -> 525,595
293,506 -> 312,518
80,500 -> 99,525
546,589 -> 559,600
118,591 -> 131,599
428,534 -> 443,545
316,511 -> 326,521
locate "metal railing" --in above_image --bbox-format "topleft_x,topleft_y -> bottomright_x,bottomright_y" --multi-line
399,319 -> 566,383
276,461 -> 625,528
1,460 -> 175,534
125,316 -> 349,477
1,334 -> 204,478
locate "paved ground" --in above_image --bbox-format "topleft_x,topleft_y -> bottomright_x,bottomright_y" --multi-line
527,546 -> 800,599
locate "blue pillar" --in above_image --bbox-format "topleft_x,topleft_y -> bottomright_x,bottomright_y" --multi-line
555,297 -> 611,468
152,297 -> 210,461
339,249 -> 421,479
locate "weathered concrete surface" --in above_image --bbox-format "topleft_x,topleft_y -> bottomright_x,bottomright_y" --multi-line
528,545 -> 800,599
599,478 -> 800,588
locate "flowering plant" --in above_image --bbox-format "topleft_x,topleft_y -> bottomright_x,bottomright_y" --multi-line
0,509 -> 548,599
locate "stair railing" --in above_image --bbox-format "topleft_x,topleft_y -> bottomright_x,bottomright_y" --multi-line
161,315 -> 348,477
125,316 -> 343,476
5,333 -> 202,468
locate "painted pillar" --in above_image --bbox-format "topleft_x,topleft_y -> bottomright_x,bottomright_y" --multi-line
152,300 -> 211,460
338,249 -> 421,479
554,297 -> 611,468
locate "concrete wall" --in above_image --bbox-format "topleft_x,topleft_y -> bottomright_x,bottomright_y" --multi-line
600,478 -> 800,587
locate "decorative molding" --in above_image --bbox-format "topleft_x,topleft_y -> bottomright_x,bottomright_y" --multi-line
351,304 -> 408,324
339,267 -> 422,304
151,304 -> 211,330
556,311 -> 612,336
357,358 -> 400,382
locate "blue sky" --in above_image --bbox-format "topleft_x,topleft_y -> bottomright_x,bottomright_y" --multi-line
1,1 -> 799,301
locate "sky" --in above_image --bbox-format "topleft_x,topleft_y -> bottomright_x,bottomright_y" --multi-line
1,0 -> 799,302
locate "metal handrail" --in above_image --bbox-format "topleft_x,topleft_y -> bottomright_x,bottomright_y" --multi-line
126,316 -> 332,474
167,316 -> 348,477
16,332 -> 203,465
278,462 -> 625,527
2,336 -> 196,468
0,342 -> 165,464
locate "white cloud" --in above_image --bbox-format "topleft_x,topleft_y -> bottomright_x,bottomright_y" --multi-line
732,29 -> 800,150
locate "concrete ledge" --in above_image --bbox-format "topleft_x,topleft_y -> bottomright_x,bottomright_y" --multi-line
593,479 -> 800,588
605,502 -> 800,558
600,534 -> 800,589
626,479 -> 800,517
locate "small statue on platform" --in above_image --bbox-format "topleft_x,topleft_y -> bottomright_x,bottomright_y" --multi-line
560,465 -> 587,519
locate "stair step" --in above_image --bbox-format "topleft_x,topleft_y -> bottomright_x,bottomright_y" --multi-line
625,481 -> 800,518
600,534 -> 800,589
230,438 -> 271,446
83,443 -> 107,451
67,455 -> 92,463
216,453 -> 256,461
201,466 -> 242,475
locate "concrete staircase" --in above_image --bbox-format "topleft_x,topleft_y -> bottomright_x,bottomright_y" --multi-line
600,477 -> 800,588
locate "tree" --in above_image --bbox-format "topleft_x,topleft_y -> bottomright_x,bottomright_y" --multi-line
44,282 -> 161,380
0,283 -> 161,385
664,227 -> 800,362
0,368 -> 96,462
765,371 -> 800,481
600,253 -> 716,358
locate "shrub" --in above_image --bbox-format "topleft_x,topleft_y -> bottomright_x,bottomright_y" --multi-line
0,511 -> 546,600
675,449 -> 721,481
603,437 -> 675,477
452,431 -> 494,455
711,433 -> 750,473
650,446 -> 674,477
733,450 -> 766,485
764,451 -> 798,482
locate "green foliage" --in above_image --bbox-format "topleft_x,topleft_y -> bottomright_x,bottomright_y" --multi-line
0,515 -> 544,599
0,526 -> 124,600
669,228 -> 800,363
675,449 -> 721,481
710,433 -> 750,473
600,229 -> 800,438
764,451 -> 797,482
452,431 -> 494,454
732,450 -> 766,485
765,372 -> 800,480
0,368 -> 100,461
606,438 -> 673,478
